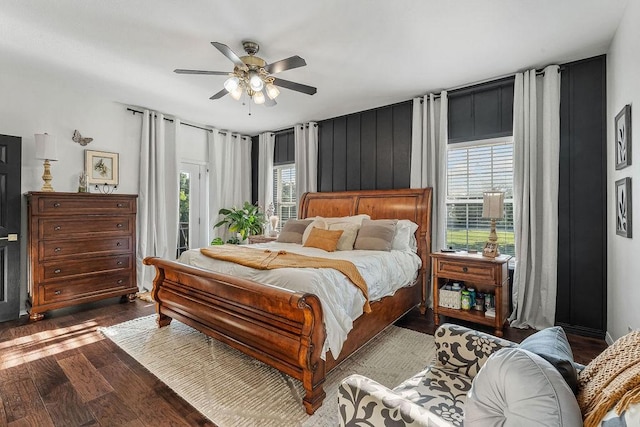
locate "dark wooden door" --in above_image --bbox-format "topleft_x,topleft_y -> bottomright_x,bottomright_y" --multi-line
0,134 -> 22,322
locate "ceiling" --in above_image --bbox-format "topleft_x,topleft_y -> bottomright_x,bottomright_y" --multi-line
1,0 -> 628,135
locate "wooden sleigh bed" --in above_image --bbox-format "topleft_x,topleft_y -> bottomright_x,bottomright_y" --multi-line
144,187 -> 432,414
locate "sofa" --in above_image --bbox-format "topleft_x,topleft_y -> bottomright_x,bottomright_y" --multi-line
338,323 -> 640,427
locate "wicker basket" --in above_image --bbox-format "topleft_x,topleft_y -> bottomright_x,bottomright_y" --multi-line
439,287 -> 462,309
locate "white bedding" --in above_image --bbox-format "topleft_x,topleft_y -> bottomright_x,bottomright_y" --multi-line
178,242 -> 422,359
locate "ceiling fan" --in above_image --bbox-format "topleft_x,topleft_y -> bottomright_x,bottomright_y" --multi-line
174,40 -> 317,106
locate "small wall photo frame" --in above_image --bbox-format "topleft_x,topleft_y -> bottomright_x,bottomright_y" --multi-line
615,177 -> 632,238
615,104 -> 632,170
85,150 -> 119,186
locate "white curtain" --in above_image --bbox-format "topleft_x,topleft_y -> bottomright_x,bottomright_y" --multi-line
136,111 -> 180,290
410,92 -> 448,254
208,130 -> 252,242
294,122 -> 318,201
258,132 -> 275,212
509,65 -> 561,329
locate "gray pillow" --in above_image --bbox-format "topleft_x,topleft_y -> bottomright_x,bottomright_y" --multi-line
519,326 -> 578,394
353,219 -> 398,251
276,219 -> 313,244
465,347 -> 583,427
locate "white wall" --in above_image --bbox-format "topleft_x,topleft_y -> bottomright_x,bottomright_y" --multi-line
0,63 -> 212,314
606,0 -> 640,341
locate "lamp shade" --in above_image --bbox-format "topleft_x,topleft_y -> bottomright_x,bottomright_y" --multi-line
34,134 -> 58,161
482,191 -> 504,219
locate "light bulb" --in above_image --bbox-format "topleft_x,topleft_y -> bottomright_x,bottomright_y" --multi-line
253,90 -> 265,105
230,87 -> 243,100
265,83 -> 280,99
224,76 -> 239,92
249,73 -> 264,91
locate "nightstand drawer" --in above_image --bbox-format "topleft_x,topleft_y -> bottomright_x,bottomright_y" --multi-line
436,260 -> 495,282
40,236 -> 132,260
41,255 -> 132,281
41,272 -> 133,304
40,216 -> 133,238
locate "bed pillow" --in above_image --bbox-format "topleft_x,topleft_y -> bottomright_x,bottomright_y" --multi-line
277,219 -> 314,244
328,222 -> 360,251
301,218 -> 328,244
303,227 -> 344,252
353,219 -> 398,251
301,215 -> 370,244
465,347 -> 583,426
392,219 -> 419,252
519,326 -> 578,394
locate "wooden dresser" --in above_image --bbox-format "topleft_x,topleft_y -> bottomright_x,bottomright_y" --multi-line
26,192 -> 139,320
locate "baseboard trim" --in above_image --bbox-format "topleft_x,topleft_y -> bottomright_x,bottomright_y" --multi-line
556,322 -> 606,340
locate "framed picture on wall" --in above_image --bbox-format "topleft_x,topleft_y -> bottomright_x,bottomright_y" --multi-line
615,177 -> 632,238
615,104 -> 632,170
85,150 -> 119,185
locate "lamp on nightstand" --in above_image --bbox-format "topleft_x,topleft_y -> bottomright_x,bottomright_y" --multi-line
482,190 -> 504,258
34,133 -> 58,192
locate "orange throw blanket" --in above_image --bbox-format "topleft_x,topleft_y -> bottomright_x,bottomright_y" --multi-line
200,245 -> 371,313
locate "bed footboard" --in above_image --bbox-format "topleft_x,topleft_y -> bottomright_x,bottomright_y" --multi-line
143,256 -> 327,414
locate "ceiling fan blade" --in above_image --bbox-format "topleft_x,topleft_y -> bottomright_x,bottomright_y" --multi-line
264,55 -> 307,74
211,42 -> 245,68
209,89 -> 228,100
174,69 -> 228,75
273,78 -> 317,96
262,89 -> 277,107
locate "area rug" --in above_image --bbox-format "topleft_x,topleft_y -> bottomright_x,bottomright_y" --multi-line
100,315 -> 436,427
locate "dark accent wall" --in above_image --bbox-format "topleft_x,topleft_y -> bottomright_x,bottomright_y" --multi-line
318,101 -> 412,191
448,77 -> 515,143
556,55 -> 607,338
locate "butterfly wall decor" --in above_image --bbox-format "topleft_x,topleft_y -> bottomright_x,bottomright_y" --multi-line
72,130 -> 93,146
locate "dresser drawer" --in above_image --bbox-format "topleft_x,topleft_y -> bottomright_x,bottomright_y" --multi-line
41,272 -> 133,304
39,216 -> 133,239
41,254 -> 132,281
435,259 -> 496,282
40,236 -> 132,260
35,195 -> 136,215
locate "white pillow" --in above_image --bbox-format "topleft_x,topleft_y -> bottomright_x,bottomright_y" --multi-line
301,218 -> 327,244
328,222 -> 360,251
392,220 -> 419,252
302,215 -> 370,244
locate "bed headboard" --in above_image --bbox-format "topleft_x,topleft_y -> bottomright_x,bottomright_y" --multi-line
299,188 -> 433,281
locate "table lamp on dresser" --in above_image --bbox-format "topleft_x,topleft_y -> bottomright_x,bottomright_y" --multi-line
34,133 -> 58,192
482,190 -> 504,258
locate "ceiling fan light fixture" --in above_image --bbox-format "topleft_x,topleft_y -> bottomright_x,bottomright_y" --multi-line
223,76 -> 239,92
249,72 -> 264,91
230,87 -> 243,100
253,90 -> 265,105
265,83 -> 280,100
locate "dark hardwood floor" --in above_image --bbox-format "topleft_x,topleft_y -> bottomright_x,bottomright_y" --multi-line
0,298 -> 608,426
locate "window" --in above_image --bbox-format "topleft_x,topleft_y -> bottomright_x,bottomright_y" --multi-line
445,138 -> 515,256
272,164 -> 296,231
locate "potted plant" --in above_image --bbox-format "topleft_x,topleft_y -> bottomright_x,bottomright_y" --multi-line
213,202 -> 265,244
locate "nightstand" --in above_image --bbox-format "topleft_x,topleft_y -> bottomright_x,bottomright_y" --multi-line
431,252 -> 511,336
248,235 -> 278,244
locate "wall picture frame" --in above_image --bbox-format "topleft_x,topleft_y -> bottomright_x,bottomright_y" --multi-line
615,104 -> 632,170
615,177 -> 632,238
85,150 -> 119,186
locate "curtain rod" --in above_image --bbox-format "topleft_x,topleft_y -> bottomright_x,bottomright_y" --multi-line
126,107 -> 246,137
266,123 -> 318,136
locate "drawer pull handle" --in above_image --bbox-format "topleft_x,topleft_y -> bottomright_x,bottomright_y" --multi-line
54,290 -> 61,295
54,269 -> 61,274
117,279 -> 124,284
117,261 -> 123,266
53,203 -> 61,208
116,223 -> 123,228
54,247 -> 61,253
54,226 -> 61,231
116,242 -> 122,247
117,203 -> 124,208
462,267 -> 468,273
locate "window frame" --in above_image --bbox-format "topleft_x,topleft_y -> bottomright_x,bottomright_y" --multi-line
272,163 -> 297,231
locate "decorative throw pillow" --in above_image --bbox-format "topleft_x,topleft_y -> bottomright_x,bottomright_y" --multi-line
465,347 -> 583,426
391,219 -> 419,252
353,219 -> 398,251
303,227 -> 344,252
519,326 -> 579,394
302,215 -> 370,244
328,222 -> 360,251
277,219 -> 313,244
301,219 -> 327,244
